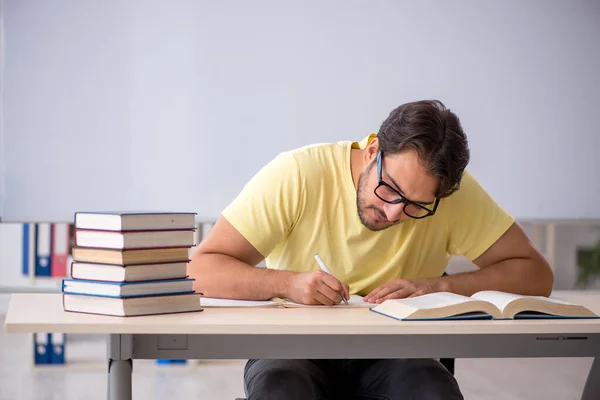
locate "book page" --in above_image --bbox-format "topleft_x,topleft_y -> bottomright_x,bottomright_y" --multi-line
470,291 -> 523,312
384,292 -> 476,310
201,294 -> 372,308
200,297 -> 280,307
347,294 -> 372,307
471,291 -> 576,313
284,294 -> 372,308
524,296 -> 574,306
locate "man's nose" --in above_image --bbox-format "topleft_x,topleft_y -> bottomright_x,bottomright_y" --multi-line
382,202 -> 405,222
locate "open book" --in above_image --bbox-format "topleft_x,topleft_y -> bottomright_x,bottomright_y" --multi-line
201,294 -> 372,308
370,291 -> 599,321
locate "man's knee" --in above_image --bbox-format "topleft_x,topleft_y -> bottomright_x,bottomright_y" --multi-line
399,359 -> 463,399
358,359 -> 463,400
244,359 -> 319,400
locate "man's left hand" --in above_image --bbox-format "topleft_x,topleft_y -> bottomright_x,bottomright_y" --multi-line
363,278 -> 445,303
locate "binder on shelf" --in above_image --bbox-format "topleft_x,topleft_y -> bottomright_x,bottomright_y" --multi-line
51,223 -> 70,277
156,359 -> 187,365
50,333 -> 66,364
35,223 -> 52,277
22,223 -> 35,276
33,333 -> 50,364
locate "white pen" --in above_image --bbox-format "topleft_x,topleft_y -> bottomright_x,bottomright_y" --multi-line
314,253 -> 349,305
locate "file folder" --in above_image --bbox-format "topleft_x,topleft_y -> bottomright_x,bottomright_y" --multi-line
50,333 -> 66,364
35,223 -> 52,276
33,333 -> 50,364
22,223 -> 35,276
51,223 -> 70,277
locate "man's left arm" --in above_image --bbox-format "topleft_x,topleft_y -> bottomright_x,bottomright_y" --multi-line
365,223 -> 553,302
364,172 -> 554,303
437,222 -> 553,297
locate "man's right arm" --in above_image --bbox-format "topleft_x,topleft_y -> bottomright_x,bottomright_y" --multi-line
188,215 -> 349,305
189,151 -> 348,305
188,214 -> 294,300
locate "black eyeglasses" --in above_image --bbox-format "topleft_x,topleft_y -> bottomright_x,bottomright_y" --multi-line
374,151 -> 440,219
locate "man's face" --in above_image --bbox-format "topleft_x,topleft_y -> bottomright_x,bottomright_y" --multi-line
356,149 -> 439,231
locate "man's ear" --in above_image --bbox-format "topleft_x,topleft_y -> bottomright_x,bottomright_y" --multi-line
363,137 -> 379,164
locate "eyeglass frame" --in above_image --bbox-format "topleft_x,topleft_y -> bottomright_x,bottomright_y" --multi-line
374,150 -> 440,219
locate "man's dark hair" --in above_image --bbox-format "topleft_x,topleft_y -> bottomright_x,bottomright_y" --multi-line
377,99 -> 470,198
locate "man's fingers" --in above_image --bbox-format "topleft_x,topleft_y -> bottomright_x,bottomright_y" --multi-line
342,283 -> 350,302
319,273 -> 347,304
320,273 -> 343,292
312,290 -> 333,306
364,286 -> 386,301
368,286 -> 397,302
366,284 -> 400,302
316,281 -> 342,304
377,287 -> 414,303
314,288 -> 337,306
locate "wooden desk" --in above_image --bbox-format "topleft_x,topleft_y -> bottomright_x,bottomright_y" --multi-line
5,292 -> 600,400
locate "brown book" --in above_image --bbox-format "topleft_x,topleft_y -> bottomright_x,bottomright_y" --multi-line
63,292 -> 202,317
72,247 -> 190,265
70,261 -> 189,282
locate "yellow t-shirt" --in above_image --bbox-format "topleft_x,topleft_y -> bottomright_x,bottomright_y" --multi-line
222,134 -> 515,296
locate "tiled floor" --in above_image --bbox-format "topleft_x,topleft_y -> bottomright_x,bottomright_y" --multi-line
1,315 -> 594,400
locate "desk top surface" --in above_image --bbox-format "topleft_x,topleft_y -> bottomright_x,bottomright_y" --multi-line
4,292 -> 600,335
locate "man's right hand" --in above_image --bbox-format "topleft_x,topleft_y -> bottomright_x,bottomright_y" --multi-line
285,270 -> 350,306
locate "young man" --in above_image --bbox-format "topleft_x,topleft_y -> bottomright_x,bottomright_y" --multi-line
189,100 -> 554,400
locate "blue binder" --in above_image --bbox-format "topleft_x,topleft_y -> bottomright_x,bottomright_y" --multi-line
34,223 -> 52,276
22,223 -> 34,276
33,333 -> 50,364
157,359 -> 187,365
50,333 -> 66,364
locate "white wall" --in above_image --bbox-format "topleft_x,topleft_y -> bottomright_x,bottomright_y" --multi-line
446,222 -> 600,290
1,0 -> 600,222
1,1 -> 133,222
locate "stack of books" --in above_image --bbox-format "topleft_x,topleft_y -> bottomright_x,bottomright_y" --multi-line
61,211 -> 203,317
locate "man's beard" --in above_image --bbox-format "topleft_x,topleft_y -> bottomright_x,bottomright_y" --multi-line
356,163 -> 393,231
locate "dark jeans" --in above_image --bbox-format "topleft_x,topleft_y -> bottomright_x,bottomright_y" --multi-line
244,358 -> 464,400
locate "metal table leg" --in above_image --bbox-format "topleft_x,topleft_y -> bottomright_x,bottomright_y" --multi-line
107,334 -> 133,400
582,357 -> 600,400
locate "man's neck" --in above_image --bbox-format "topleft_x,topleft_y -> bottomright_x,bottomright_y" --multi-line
349,148 -> 365,189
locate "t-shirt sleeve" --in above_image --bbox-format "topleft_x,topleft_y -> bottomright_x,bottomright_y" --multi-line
444,171 -> 516,261
221,151 -> 305,258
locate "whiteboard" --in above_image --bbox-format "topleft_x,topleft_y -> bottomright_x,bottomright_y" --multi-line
1,0 -> 599,222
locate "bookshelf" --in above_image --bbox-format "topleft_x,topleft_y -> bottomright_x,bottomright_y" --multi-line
0,220 -> 216,296
0,222 -> 68,295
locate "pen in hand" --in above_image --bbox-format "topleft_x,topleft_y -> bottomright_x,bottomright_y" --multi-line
314,253 -> 349,305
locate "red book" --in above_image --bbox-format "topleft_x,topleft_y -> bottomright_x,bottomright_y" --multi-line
51,223 -> 70,277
